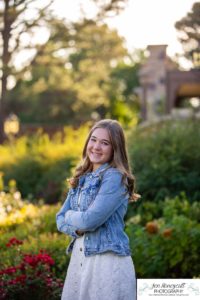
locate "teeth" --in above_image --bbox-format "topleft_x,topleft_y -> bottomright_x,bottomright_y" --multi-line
92,153 -> 101,157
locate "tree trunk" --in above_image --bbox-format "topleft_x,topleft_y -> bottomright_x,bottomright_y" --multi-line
0,0 -> 11,143
0,73 -> 8,143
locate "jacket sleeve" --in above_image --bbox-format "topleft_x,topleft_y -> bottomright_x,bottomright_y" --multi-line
64,170 -> 128,231
56,190 -> 79,238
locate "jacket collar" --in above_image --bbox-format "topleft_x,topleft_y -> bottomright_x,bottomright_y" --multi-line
79,163 -> 110,187
91,163 -> 110,177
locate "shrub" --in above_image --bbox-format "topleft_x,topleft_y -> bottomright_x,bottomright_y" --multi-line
126,194 -> 200,278
127,216 -> 200,278
127,192 -> 200,225
128,119 -> 200,202
0,237 -> 63,300
0,182 -> 38,230
0,189 -> 70,287
0,125 -> 89,203
4,156 -> 73,204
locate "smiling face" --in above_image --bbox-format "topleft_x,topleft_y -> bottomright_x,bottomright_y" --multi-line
86,127 -> 113,171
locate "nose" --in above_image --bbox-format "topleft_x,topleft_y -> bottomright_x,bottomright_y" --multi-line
93,141 -> 101,150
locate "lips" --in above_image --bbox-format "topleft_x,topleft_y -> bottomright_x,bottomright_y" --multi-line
90,152 -> 102,158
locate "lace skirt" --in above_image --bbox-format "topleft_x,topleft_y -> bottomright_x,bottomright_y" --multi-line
61,235 -> 136,300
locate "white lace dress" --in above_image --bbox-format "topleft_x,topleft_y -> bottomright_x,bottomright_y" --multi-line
61,234 -> 136,300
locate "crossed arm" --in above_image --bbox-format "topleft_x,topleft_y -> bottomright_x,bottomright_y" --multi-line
56,190 -> 80,238
64,171 -> 128,232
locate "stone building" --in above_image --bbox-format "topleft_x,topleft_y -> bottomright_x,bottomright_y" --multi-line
137,45 -> 200,122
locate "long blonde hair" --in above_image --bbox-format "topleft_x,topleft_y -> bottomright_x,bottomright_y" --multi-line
70,119 -> 140,202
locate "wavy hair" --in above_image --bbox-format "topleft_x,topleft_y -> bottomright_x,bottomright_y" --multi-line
70,119 -> 139,202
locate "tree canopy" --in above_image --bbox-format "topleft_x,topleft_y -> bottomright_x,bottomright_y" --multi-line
0,0 -> 54,142
0,0 -> 131,141
6,19 -> 141,126
175,2 -> 200,62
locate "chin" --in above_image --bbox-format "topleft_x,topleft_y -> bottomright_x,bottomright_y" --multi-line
91,160 -> 102,165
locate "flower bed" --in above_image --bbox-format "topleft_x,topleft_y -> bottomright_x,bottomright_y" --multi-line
0,237 -> 63,300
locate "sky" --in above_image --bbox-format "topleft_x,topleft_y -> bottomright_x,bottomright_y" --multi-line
51,0 -> 197,69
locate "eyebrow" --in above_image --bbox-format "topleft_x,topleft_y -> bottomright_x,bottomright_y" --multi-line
91,135 -> 111,144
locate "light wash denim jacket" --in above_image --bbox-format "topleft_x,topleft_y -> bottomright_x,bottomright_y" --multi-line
56,163 -> 131,257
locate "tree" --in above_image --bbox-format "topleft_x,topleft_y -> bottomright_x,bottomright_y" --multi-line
0,0 -> 129,143
68,19 -> 128,122
107,60 -> 141,126
6,20 -> 129,125
175,2 -> 200,62
80,0 -> 128,19
0,0 -> 54,143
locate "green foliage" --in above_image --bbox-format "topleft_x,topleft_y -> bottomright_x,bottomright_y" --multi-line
175,2 -> 200,62
127,192 -> 200,225
110,60 -> 140,100
106,61 -> 141,126
1,184 -> 200,285
128,120 -> 200,202
4,156 -> 73,204
6,20 -> 141,126
88,0 -> 128,19
0,189 -> 70,282
126,195 -> 200,278
0,240 -> 63,300
0,126 -> 88,203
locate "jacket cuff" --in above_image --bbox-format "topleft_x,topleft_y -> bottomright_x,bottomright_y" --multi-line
58,221 -> 79,238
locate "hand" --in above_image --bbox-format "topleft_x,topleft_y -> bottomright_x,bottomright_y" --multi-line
129,193 -> 141,203
76,230 -> 84,236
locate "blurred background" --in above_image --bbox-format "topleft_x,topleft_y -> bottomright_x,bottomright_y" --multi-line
0,1 -> 200,298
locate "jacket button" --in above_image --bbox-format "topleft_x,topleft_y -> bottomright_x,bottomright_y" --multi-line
80,247 -> 82,251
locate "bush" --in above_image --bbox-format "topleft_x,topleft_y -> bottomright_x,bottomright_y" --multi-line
0,188 -> 70,282
0,125 -> 89,203
127,216 -> 200,278
0,181 -> 39,230
1,185 -> 200,282
128,119 -> 200,202
4,156 -> 73,204
126,192 -> 200,225
0,237 -> 63,300
126,194 -> 200,278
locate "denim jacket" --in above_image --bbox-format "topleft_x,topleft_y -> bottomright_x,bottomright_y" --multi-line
56,163 -> 131,257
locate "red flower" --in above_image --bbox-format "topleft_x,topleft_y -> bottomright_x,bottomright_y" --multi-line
23,252 -> 54,268
0,266 -> 17,275
15,274 -> 27,284
6,237 -> 23,247
45,277 -> 53,287
18,263 -> 25,271
0,243 -> 62,298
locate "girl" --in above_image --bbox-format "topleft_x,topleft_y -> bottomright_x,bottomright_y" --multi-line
56,119 -> 140,300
